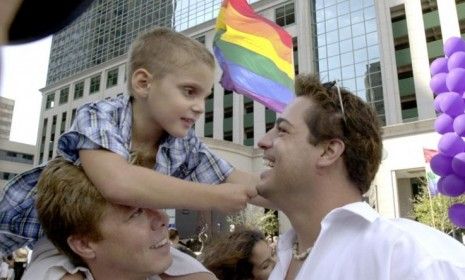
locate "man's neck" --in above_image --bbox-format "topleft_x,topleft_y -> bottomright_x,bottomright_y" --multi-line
281,179 -> 362,252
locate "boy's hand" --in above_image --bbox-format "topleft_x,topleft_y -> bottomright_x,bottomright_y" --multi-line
212,183 -> 257,213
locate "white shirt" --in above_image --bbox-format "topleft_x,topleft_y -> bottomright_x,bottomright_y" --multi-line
22,237 -> 212,280
269,202 -> 465,280
0,261 -> 8,278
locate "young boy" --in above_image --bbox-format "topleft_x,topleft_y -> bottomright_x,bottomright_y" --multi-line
0,27 -> 266,277
23,157 -> 214,280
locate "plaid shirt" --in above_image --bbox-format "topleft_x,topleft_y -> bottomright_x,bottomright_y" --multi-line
0,95 -> 233,255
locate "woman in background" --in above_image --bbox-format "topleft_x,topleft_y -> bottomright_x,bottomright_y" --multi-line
202,228 -> 275,280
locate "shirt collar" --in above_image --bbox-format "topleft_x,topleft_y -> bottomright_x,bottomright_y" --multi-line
278,202 -> 379,250
323,201 -> 379,225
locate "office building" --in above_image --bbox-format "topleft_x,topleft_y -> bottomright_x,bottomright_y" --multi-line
0,97 -> 35,189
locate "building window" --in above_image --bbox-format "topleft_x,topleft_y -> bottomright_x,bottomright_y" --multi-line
39,118 -> 47,164
60,112 -> 67,134
0,150 -> 34,164
1,172 -> 17,180
74,81 -> 84,99
106,68 -> 118,88
90,75 -> 101,94
45,93 -> 55,109
275,2 -> 295,27
71,109 -> 77,125
195,35 -> 205,45
224,130 -> 233,141
293,37 -> 299,75
59,87 -> 69,104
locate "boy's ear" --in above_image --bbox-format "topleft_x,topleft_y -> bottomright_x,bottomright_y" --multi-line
67,235 -> 97,260
316,138 -> 345,167
131,68 -> 153,98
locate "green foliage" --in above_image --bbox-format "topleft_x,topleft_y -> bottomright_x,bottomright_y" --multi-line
226,206 -> 279,236
411,183 -> 465,235
259,210 -> 279,237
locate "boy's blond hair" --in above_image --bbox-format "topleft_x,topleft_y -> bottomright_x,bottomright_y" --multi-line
36,158 -> 108,266
127,27 -> 215,94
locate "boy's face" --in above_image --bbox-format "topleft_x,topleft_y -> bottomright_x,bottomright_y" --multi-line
145,62 -> 214,138
90,206 -> 172,277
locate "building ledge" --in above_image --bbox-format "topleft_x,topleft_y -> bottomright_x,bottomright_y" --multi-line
382,118 -> 435,139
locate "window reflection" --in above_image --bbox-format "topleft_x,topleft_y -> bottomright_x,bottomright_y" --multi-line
313,0 -> 385,124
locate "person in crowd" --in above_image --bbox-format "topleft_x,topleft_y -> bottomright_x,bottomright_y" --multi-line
168,228 -> 197,259
257,74 -> 465,279
12,247 -> 27,280
202,228 -> 275,280
23,157 -> 215,280
0,256 -> 9,280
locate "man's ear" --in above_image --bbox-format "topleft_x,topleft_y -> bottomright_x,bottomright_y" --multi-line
317,138 -> 345,167
131,68 -> 152,99
67,235 -> 96,260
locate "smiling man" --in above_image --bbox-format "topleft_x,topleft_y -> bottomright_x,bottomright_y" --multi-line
26,158 -> 214,280
257,74 -> 465,279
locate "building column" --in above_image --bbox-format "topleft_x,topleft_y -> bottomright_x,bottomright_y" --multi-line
375,0 -> 403,125
405,0 -> 435,120
213,83 -> 224,140
437,0 -> 461,42
295,0 -> 314,73
253,102 -> 266,147
232,94 -> 244,144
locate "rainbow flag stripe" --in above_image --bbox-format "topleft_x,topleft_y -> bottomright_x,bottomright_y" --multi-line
213,0 -> 295,112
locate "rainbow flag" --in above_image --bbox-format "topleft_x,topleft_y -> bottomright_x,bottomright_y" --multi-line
213,0 -> 295,112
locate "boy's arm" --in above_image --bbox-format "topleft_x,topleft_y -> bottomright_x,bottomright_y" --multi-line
79,149 -> 256,212
225,169 -> 276,209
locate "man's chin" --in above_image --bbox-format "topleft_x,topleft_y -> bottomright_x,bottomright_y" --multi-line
256,181 -> 273,198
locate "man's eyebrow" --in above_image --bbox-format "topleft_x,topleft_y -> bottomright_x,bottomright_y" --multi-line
276,117 -> 294,128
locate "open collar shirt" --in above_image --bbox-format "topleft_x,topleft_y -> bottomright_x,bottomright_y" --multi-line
269,202 -> 465,280
0,95 -> 233,255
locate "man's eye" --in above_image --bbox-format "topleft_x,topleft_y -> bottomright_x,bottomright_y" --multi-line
277,126 -> 287,133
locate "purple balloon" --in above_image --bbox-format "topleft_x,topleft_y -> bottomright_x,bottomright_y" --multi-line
430,153 -> 453,177
448,51 -> 465,70
433,94 -> 446,112
453,114 -> 465,136
438,132 -> 465,156
449,203 -> 465,228
452,152 -> 465,178
439,92 -> 464,117
444,37 -> 465,57
434,113 -> 454,134
430,57 -> 448,75
430,73 -> 448,94
437,174 -> 465,196
446,68 -> 465,93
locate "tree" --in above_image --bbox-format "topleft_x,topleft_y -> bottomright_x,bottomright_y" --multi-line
411,182 -> 465,236
226,205 -> 279,236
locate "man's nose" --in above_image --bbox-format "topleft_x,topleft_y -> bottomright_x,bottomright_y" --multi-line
148,209 -> 168,231
257,129 -> 274,150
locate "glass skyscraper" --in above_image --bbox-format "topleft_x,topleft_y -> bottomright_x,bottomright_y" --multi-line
47,0 -> 175,84
313,0 -> 385,124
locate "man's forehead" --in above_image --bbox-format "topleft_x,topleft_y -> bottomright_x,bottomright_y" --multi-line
281,97 -> 313,122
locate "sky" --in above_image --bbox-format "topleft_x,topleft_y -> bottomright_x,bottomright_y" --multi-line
0,36 -> 52,145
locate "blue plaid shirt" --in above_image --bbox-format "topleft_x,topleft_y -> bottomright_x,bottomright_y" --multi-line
0,95 -> 233,255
